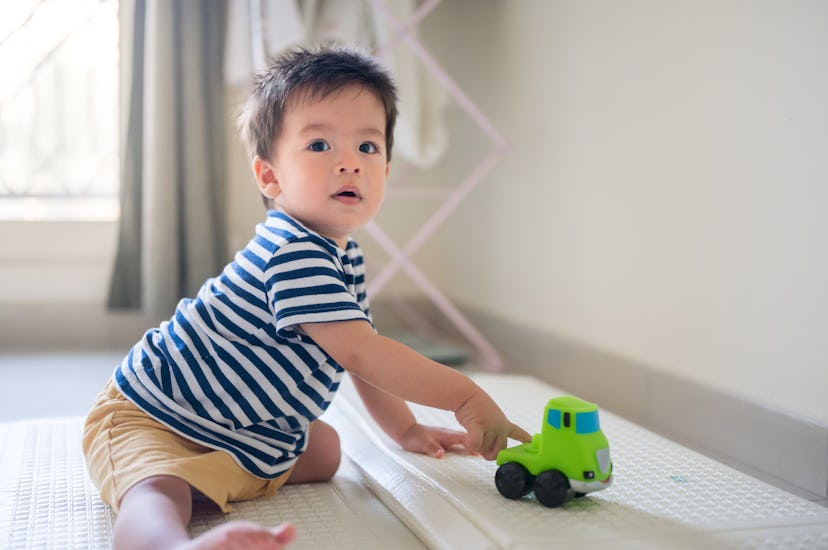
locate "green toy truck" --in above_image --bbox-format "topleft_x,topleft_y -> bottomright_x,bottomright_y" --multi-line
495,395 -> 613,507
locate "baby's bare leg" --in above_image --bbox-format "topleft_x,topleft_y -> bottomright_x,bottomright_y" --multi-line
287,420 -> 341,483
114,475 -> 295,550
114,475 -> 192,549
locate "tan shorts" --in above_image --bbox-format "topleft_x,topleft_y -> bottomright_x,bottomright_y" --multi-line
82,379 -> 292,513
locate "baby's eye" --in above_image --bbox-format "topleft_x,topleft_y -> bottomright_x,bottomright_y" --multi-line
359,142 -> 378,154
308,140 -> 330,152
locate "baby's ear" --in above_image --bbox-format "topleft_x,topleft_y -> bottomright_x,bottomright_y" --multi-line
253,156 -> 280,199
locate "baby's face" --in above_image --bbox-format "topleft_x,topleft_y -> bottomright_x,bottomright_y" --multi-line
262,84 -> 389,248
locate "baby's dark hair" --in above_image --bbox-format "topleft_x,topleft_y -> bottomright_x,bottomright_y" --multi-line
237,46 -> 399,199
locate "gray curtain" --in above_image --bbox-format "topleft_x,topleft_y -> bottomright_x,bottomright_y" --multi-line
108,0 -> 227,317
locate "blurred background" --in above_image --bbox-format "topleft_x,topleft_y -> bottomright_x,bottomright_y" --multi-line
1,0 -> 826,504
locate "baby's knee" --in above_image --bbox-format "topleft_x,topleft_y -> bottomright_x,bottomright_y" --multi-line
311,421 -> 341,479
288,420 -> 341,483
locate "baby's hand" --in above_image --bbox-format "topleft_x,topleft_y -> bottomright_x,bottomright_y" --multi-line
399,424 -> 468,458
454,388 -> 532,460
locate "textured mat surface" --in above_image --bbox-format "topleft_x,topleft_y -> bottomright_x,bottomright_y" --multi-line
3,374 -> 828,549
328,373 -> 828,549
0,416 -> 423,549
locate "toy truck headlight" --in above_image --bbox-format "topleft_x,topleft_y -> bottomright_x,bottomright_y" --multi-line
583,470 -> 595,479
596,448 -> 611,474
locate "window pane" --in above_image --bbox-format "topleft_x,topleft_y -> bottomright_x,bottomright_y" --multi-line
576,411 -> 600,434
0,0 -> 118,219
546,409 -> 561,429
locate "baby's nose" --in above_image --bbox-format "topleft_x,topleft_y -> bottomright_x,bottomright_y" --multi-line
339,166 -> 360,174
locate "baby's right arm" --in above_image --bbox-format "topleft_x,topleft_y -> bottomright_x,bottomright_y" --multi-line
301,319 -> 530,459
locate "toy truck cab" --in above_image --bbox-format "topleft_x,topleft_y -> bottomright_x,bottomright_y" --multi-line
495,396 -> 613,507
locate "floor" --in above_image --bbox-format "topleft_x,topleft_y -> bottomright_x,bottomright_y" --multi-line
0,351 -> 122,422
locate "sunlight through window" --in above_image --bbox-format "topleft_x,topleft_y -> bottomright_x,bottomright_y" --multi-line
0,0 -> 119,220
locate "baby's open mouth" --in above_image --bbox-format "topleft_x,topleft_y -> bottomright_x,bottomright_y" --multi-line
334,187 -> 361,200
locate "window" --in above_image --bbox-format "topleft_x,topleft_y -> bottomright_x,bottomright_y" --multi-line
547,409 -> 561,429
575,411 -> 600,434
0,0 -> 119,221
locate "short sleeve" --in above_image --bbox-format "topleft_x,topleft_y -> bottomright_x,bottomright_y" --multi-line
265,238 -> 369,339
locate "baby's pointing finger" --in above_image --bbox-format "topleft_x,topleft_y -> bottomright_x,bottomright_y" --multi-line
509,423 -> 532,443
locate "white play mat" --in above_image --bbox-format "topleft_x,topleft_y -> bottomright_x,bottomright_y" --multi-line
2,373 -> 827,549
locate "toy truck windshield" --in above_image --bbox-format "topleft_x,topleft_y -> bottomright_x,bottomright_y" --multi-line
576,410 -> 600,434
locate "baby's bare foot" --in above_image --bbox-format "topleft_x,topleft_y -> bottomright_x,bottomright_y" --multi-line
180,521 -> 295,550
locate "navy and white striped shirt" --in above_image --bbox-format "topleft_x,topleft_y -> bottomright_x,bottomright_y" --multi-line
114,211 -> 371,478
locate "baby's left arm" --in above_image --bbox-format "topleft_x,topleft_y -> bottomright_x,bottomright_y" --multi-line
351,376 -> 468,458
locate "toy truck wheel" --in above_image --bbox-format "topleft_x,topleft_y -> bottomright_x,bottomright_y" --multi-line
533,470 -> 570,508
495,462 -> 533,499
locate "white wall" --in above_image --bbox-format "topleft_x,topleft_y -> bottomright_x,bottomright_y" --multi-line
417,1 -> 828,425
